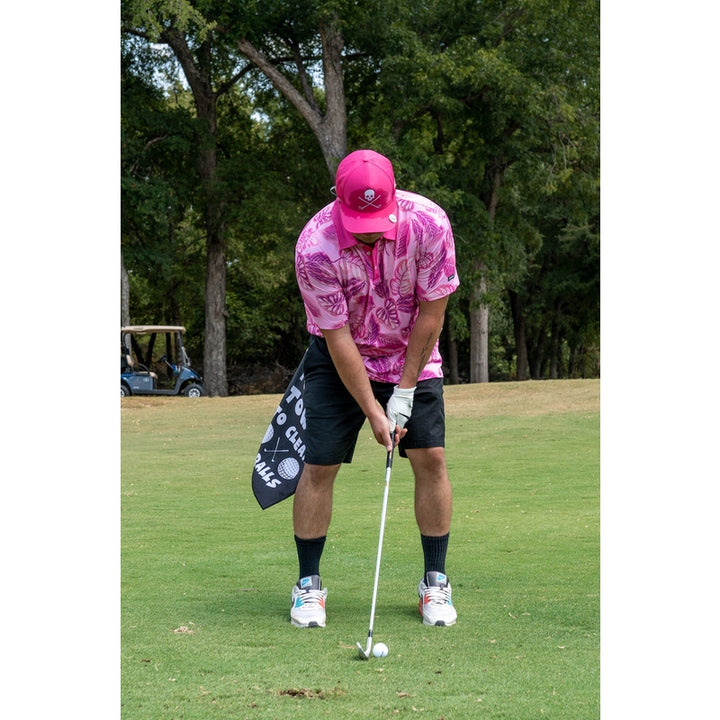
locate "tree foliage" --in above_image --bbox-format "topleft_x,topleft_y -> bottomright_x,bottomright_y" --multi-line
121,0 -> 599,391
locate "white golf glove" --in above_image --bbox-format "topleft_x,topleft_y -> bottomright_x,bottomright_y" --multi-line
386,385 -> 416,432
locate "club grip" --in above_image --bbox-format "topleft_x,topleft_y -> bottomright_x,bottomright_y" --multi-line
386,440 -> 395,470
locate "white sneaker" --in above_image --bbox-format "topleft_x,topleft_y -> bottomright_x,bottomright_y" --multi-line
418,571 -> 457,626
290,575 -> 327,628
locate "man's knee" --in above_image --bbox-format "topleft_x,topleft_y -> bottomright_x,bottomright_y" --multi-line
406,447 -> 448,481
299,463 -> 341,488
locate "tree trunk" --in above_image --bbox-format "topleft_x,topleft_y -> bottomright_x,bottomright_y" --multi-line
164,31 -> 228,395
317,14 -> 348,172
204,235 -> 227,395
198,125 -> 228,396
121,254 -> 130,326
445,322 -> 459,384
469,275 -> 489,383
469,164 -> 504,383
508,290 -> 529,380
549,300 -> 561,379
237,13 -> 347,177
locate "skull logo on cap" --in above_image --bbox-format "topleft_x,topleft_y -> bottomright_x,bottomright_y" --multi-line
359,188 -> 381,210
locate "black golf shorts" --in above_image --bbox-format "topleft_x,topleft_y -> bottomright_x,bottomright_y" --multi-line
303,336 -> 446,465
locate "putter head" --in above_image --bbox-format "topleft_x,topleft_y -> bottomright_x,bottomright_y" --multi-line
356,640 -> 371,660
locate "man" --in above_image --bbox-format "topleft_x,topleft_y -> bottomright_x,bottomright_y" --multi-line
291,149 -> 460,628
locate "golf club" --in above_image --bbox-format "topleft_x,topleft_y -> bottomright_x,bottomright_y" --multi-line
356,437 -> 396,660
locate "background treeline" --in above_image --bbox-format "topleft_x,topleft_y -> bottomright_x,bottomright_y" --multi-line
121,0 -> 599,395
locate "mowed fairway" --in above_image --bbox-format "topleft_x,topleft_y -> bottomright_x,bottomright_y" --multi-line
121,379 -> 599,719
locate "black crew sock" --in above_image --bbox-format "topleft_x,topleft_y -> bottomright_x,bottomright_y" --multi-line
421,532 -> 450,576
294,535 -> 326,580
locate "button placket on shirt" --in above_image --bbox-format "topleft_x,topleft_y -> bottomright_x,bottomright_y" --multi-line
358,241 -> 382,286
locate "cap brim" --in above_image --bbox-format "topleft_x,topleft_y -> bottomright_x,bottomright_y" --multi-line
338,199 -> 399,235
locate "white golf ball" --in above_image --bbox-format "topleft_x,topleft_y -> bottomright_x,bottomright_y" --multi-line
372,642 -> 389,658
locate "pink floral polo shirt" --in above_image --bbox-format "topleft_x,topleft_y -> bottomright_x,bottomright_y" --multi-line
295,189 -> 460,384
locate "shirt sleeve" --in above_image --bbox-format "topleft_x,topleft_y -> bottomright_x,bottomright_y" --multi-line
415,207 -> 460,302
295,249 -> 349,332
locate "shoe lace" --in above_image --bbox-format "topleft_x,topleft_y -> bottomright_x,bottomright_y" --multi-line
298,588 -> 325,607
424,584 -> 451,605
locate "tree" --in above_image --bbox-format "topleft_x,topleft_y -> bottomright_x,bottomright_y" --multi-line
121,38 -> 202,329
122,1 -> 357,392
350,0 -> 599,381
235,7 -> 348,175
121,0 -> 600,389
123,0 -> 249,395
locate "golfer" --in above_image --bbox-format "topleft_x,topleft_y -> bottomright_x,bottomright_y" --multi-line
291,149 -> 460,628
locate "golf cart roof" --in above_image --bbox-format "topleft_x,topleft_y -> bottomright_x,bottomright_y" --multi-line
122,325 -> 187,334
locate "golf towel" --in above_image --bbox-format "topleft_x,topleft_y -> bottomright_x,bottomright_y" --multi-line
252,354 -> 306,509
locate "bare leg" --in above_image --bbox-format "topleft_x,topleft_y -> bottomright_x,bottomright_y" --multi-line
293,463 -> 341,539
406,447 -> 457,625
406,447 -> 452,536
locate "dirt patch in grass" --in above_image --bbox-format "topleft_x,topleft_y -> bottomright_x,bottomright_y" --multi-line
277,688 -> 324,699
276,686 -> 346,699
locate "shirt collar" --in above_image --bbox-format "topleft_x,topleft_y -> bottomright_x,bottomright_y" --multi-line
332,201 -> 398,250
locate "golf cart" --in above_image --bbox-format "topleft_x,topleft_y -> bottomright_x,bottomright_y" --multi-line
121,325 -> 205,397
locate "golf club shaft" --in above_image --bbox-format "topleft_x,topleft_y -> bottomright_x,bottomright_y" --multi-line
362,443 -> 395,654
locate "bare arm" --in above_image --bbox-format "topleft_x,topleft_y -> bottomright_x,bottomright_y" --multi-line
321,325 -> 394,451
398,296 -> 449,388
321,296 -> 448,449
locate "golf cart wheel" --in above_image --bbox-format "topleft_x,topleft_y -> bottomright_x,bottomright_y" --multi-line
183,383 -> 204,397
121,384 -> 131,397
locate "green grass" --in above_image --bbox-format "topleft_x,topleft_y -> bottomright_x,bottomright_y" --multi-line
121,380 -> 599,719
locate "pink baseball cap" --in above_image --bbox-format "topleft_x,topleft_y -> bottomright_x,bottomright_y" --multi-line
334,149 -> 398,235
